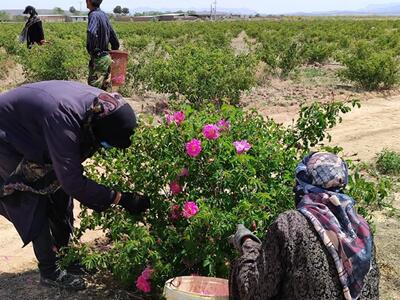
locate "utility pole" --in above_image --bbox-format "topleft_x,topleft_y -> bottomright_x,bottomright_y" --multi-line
79,1 -> 82,14
210,0 -> 217,21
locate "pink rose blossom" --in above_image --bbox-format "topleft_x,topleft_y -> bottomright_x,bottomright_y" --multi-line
173,111 -> 185,125
165,113 -> 174,125
179,168 -> 189,177
136,276 -> 151,293
202,124 -> 220,140
170,204 -> 180,221
186,139 -> 202,157
141,267 -> 153,281
182,201 -> 199,219
233,140 -> 252,154
169,181 -> 182,195
136,267 -> 153,293
165,111 -> 185,125
216,119 -> 231,131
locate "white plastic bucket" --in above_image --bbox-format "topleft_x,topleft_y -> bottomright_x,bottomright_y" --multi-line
164,276 -> 229,300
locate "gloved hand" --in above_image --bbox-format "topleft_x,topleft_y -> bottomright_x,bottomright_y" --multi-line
119,192 -> 150,215
229,224 -> 261,251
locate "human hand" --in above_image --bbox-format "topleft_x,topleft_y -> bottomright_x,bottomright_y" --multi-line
118,192 -> 150,215
229,224 -> 261,251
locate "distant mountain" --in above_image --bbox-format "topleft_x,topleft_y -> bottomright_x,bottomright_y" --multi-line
361,3 -> 400,15
131,7 -> 257,15
291,2 -> 400,16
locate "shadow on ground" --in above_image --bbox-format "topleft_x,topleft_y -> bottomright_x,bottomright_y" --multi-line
0,270 -> 142,300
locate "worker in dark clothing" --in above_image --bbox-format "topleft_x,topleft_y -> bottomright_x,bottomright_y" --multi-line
19,5 -> 45,49
86,0 -> 120,91
0,81 -> 150,290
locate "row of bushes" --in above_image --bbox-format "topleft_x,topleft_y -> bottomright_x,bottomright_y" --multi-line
0,20 -> 400,103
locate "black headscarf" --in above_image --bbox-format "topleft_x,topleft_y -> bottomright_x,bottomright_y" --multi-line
91,93 -> 137,149
23,5 -> 38,16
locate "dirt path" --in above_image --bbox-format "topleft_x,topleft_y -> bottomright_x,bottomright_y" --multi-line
1,95 -> 400,299
266,95 -> 400,161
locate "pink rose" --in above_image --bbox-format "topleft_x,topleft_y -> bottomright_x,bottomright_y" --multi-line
169,181 -> 182,195
165,113 -> 174,125
202,124 -> 220,140
170,204 -> 180,221
216,119 -> 231,131
182,201 -> 199,219
186,139 -> 202,157
136,276 -> 151,293
141,267 -> 153,281
233,140 -> 252,154
136,267 -> 153,293
173,111 -> 185,125
179,168 -> 189,177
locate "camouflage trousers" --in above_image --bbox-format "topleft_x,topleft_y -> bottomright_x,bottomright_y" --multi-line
88,53 -> 112,91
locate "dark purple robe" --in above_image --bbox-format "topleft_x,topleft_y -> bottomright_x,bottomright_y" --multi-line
0,80 -> 114,245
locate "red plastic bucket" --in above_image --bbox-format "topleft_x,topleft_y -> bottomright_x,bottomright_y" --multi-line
109,50 -> 128,86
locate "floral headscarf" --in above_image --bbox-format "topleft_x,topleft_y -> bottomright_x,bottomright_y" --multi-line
296,152 -> 372,300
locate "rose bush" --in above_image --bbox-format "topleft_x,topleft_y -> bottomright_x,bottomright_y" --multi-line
62,101 -> 389,298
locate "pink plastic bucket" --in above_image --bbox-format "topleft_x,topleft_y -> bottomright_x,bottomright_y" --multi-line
109,50 -> 128,86
164,276 -> 229,300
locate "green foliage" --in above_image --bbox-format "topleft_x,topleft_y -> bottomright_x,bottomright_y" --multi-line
291,99 -> 361,149
339,41 -> 399,90
139,44 -> 256,106
60,100 -> 388,298
348,167 -> 392,220
20,37 -> 87,81
258,38 -> 304,78
376,149 -> 400,175
0,12 -> 10,22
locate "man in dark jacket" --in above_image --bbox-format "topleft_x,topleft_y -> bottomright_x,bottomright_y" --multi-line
0,81 -> 150,290
86,0 -> 120,91
19,5 -> 45,49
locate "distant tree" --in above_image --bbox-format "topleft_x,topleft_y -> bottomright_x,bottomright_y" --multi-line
0,11 -> 10,21
122,7 -> 130,15
53,7 -> 64,15
69,6 -> 77,14
113,6 -> 122,14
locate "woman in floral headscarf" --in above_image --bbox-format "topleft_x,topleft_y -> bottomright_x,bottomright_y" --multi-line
229,152 -> 379,300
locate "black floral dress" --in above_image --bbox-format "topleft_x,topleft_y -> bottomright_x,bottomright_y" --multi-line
229,211 -> 379,300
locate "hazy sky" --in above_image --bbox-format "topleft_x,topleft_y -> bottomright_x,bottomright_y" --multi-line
1,0 -> 399,14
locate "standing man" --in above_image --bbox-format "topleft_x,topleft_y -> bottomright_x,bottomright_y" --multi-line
86,0 -> 120,91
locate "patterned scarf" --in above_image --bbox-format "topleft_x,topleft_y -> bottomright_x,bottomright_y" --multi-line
295,152 -> 372,300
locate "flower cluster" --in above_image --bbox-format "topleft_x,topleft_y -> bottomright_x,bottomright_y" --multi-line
165,111 -> 185,125
169,202 -> 199,220
136,267 -> 153,293
233,140 -> 252,154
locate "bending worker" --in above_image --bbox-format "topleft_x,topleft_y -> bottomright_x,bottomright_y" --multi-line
0,81 -> 150,290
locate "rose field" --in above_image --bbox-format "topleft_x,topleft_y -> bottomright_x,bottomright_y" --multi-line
0,17 -> 400,299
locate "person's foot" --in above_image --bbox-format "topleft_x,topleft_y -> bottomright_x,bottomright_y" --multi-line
65,261 -> 97,276
40,270 -> 86,291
